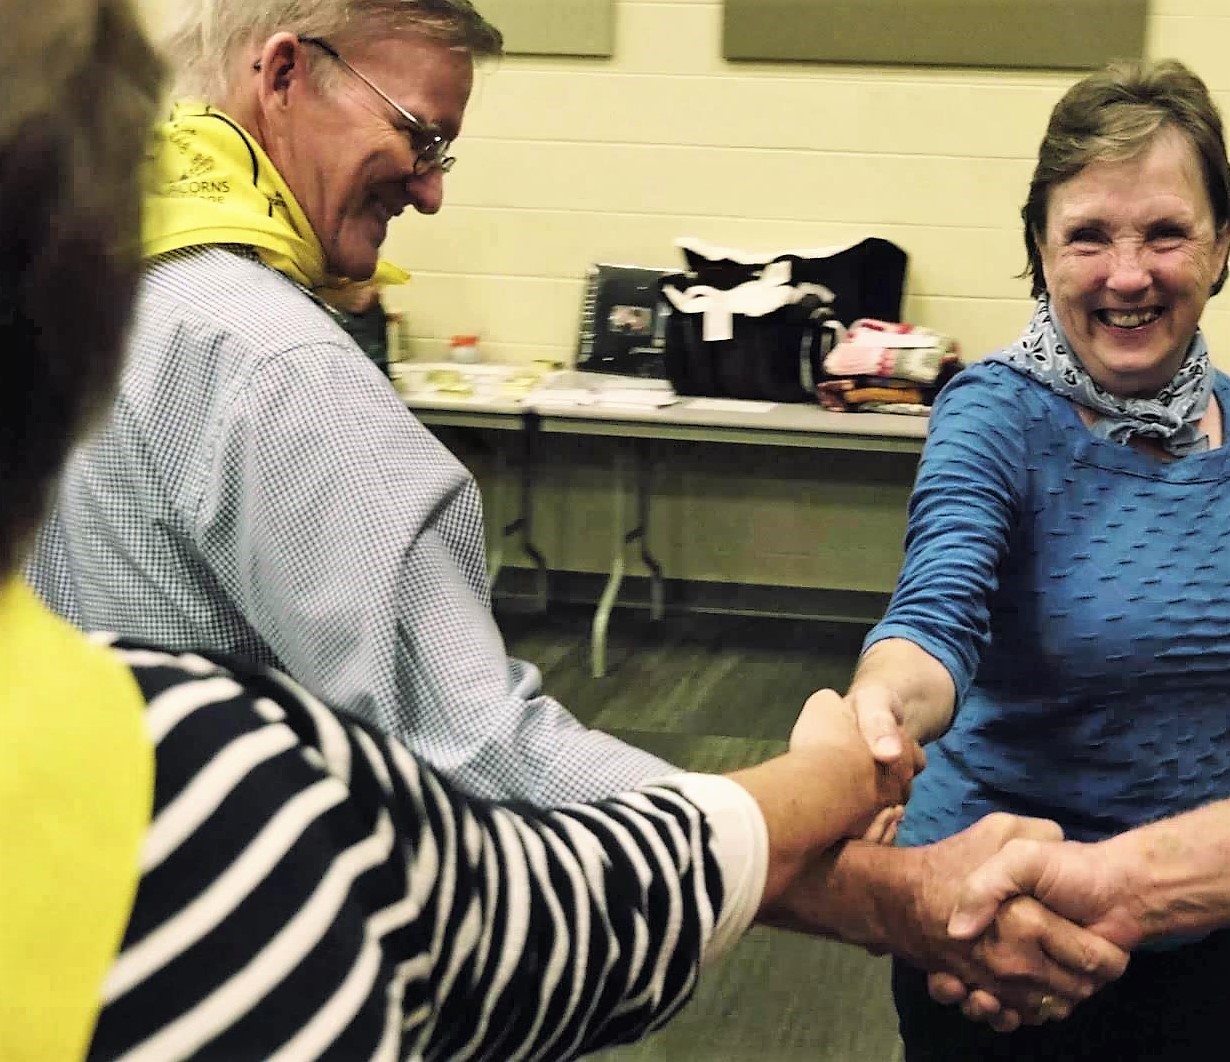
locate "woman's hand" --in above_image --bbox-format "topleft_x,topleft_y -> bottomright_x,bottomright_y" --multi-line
789,688 -> 925,827
728,689 -> 925,912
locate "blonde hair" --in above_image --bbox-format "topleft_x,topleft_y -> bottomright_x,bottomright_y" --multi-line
162,0 -> 502,102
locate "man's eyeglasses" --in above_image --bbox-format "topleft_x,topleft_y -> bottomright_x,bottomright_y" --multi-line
276,36 -> 457,175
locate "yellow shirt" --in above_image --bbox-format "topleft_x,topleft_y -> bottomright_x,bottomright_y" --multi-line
143,102 -> 407,303
0,580 -> 153,1061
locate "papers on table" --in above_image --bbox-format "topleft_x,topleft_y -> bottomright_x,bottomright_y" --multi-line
391,361 -> 553,402
686,398 -> 775,414
530,388 -> 677,410
394,364 -> 680,411
527,371 -> 678,411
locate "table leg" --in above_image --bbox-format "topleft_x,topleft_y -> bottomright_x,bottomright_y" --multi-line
484,423 -> 548,613
592,437 -> 663,678
637,439 -> 664,621
486,443 -> 509,586
515,416 -> 548,613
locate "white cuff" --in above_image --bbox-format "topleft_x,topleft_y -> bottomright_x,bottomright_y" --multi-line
664,772 -> 768,964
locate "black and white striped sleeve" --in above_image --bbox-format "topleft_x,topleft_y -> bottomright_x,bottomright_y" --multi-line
88,643 -> 766,1061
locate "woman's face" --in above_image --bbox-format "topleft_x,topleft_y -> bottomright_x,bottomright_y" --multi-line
1039,127 -> 1230,397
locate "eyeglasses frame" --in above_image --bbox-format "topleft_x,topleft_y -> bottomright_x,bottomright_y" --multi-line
253,35 -> 456,175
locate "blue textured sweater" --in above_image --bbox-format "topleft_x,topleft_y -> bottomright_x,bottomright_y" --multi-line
870,360 -> 1230,847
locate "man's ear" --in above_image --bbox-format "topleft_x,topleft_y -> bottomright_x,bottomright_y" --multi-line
254,33 -> 305,108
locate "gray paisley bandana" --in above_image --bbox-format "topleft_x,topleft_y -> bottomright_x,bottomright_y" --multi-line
987,295 -> 1212,456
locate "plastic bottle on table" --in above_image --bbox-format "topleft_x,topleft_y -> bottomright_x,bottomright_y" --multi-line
450,334 -> 481,364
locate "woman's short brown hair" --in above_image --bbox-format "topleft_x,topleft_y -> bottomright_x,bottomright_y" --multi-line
0,0 -> 163,576
1022,58 -> 1230,298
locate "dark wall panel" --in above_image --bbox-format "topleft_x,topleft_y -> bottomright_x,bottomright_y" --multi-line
478,0 -> 613,58
724,0 -> 1146,70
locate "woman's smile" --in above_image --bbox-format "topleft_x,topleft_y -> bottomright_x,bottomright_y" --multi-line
1040,126 -> 1230,396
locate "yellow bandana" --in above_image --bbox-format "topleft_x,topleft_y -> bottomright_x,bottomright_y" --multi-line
142,101 -> 408,302
0,580 -> 154,1061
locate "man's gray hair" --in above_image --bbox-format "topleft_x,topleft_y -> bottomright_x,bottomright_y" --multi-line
163,0 -> 503,101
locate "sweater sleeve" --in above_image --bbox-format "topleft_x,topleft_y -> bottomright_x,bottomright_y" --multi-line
94,644 -> 755,1062
864,363 -> 1030,704
381,744 -> 753,1060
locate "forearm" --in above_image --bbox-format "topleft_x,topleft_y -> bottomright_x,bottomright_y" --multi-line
851,638 -> 955,744
405,763 -> 736,1058
727,745 -> 885,911
759,839 -> 920,954
1101,798 -> 1230,941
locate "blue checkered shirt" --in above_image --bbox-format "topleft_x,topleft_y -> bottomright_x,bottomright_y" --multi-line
29,246 -> 674,804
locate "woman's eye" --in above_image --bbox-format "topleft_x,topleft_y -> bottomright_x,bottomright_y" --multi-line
1149,228 -> 1186,247
1065,229 -> 1105,253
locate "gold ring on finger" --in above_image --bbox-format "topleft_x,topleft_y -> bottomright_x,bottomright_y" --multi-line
1037,994 -> 1062,1021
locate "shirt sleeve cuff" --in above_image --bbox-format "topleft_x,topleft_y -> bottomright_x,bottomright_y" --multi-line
661,772 -> 768,964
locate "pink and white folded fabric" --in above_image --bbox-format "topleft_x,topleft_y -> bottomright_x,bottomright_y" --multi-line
819,319 -> 961,415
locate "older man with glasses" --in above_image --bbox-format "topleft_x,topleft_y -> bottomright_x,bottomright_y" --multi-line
290,36 -> 460,174
28,0 -> 680,806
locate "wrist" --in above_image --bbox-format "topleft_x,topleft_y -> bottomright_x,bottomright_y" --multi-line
788,739 -> 881,829
730,745 -> 878,909
1099,818 -> 1230,944
1093,832 -> 1152,940
853,640 -> 955,744
867,843 -> 935,963
764,840 -> 924,955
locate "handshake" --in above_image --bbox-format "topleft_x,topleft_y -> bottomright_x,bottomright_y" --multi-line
733,688 -> 1143,1034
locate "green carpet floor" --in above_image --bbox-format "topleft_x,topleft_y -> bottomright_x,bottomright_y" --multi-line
499,606 -> 905,1062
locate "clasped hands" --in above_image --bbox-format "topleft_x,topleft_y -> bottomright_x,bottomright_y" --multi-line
843,683 -> 1134,1033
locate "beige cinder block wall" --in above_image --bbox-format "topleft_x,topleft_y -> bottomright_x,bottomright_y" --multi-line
393,0 -> 1230,366
130,0 -> 1230,593
398,0 -> 1230,589
133,0 -> 1230,362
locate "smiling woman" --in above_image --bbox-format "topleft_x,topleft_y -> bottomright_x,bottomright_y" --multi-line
1038,126 -> 1230,404
999,59 -> 1230,451
826,58 -> 1230,1060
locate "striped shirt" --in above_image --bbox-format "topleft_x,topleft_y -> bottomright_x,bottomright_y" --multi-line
88,640 -> 765,1061
29,245 -> 673,805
